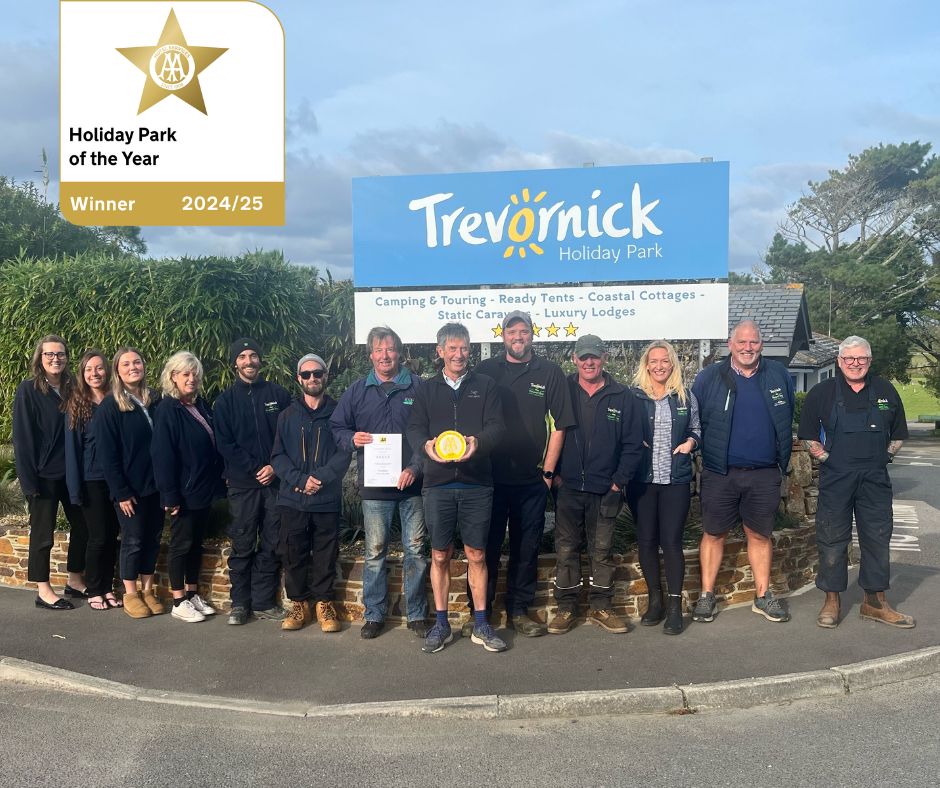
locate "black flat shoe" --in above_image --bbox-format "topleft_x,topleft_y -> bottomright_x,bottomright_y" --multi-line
63,585 -> 89,598
35,596 -> 75,610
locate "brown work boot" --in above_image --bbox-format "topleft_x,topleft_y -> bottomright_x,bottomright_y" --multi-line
142,588 -> 165,615
547,609 -> 576,635
860,592 -> 915,629
123,592 -> 152,619
281,599 -> 310,631
588,608 -> 628,633
316,600 -> 342,633
816,592 -> 841,629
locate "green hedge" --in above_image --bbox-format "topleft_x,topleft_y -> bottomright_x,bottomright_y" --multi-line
0,251 -> 359,441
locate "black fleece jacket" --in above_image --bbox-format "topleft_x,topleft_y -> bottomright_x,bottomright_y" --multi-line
12,380 -> 67,496
406,371 -> 504,488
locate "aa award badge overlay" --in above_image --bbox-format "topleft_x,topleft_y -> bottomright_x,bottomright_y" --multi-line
60,1 -> 284,226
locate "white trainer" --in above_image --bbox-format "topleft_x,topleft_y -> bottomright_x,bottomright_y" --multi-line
190,594 -> 216,616
171,599 -> 206,623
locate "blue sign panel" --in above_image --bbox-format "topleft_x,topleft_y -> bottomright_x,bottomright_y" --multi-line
352,161 -> 728,287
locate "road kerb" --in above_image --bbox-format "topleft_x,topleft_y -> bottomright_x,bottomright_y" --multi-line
680,670 -> 846,711
4,650 -> 940,719
0,656 -> 139,699
832,645 -> 940,692
304,695 -> 499,719
496,686 -> 685,718
136,688 -> 308,717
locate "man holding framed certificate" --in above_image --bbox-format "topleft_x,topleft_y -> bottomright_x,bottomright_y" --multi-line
332,327 -> 428,640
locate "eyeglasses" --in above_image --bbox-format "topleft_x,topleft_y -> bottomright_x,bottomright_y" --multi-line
299,369 -> 326,380
840,356 -> 871,365
42,352 -> 67,360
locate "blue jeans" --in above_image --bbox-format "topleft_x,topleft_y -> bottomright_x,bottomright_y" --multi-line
361,497 -> 429,623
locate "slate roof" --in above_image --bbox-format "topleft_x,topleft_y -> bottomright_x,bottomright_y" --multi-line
790,332 -> 840,368
722,283 -> 812,360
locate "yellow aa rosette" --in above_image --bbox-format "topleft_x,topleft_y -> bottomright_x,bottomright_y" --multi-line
434,430 -> 467,461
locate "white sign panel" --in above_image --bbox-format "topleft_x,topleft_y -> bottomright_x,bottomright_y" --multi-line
355,283 -> 728,344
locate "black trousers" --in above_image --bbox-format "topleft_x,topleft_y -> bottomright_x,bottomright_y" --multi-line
277,507 -> 339,603
27,477 -> 87,583
168,507 -> 210,590
625,481 -> 690,595
553,486 -> 620,611
80,480 -> 120,596
226,486 -> 283,610
815,466 -> 893,592
478,481 -> 548,617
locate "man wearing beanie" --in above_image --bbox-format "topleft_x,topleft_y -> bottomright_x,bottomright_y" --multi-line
214,338 -> 292,625
271,353 -> 351,632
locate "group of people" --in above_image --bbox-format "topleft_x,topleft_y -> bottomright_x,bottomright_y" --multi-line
12,313 -> 915,654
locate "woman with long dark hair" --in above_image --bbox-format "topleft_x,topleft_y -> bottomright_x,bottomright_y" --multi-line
627,340 -> 700,635
94,348 -> 165,619
13,335 -> 88,610
151,351 -> 224,623
65,350 -> 122,610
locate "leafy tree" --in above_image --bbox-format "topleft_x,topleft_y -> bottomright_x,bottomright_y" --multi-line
0,177 -> 146,260
763,142 -> 939,383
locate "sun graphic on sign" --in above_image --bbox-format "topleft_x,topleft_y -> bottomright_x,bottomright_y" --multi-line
503,188 -> 547,260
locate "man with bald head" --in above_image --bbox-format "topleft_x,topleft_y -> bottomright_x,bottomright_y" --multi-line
690,320 -> 795,624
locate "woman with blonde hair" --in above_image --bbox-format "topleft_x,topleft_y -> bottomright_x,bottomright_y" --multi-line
65,350 -> 122,610
151,351 -> 224,623
627,340 -> 700,635
94,348 -> 165,618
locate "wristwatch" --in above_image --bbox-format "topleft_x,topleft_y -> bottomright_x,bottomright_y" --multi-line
543,469 -> 556,480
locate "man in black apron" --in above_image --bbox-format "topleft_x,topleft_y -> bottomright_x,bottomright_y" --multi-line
798,336 -> 913,629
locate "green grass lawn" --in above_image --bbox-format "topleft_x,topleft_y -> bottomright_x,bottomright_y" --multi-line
893,379 -> 940,419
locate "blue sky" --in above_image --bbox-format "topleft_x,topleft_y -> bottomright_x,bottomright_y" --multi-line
3,0 -> 939,277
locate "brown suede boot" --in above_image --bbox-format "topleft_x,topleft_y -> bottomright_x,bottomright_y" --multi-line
123,592 -> 152,619
860,592 -> 915,628
816,592 -> 840,629
316,600 -> 342,633
281,600 -> 310,631
142,588 -> 165,615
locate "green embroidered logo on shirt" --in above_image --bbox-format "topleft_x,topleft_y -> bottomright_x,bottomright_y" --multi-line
528,383 -> 546,398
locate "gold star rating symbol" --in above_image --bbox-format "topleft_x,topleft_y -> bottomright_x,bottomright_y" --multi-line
118,9 -> 228,115
564,322 -> 579,337
531,322 -> 542,337
546,323 -> 561,337
491,324 -> 503,338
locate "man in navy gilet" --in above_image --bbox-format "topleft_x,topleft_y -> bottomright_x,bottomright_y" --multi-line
690,320 -> 795,625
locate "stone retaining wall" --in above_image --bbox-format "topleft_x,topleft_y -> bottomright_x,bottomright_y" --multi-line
0,440 -> 820,623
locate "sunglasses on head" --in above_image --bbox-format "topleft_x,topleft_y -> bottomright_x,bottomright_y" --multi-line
299,369 -> 326,380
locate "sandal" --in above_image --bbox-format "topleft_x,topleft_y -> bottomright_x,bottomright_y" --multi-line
64,584 -> 90,598
104,594 -> 124,609
88,596 -> 109,611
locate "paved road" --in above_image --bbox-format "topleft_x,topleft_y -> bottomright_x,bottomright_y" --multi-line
1,673 -> 937,787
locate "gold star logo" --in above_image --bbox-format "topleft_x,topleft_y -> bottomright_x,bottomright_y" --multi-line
531,322 -> 542,337
491,324 -> 503,338
546,323 -> 561,337
564,322 -> 579,337
117,9 -> 227,115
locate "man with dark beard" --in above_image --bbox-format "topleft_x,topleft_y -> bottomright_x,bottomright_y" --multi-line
214,338 -> 292,625
471,311 -> 575,637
